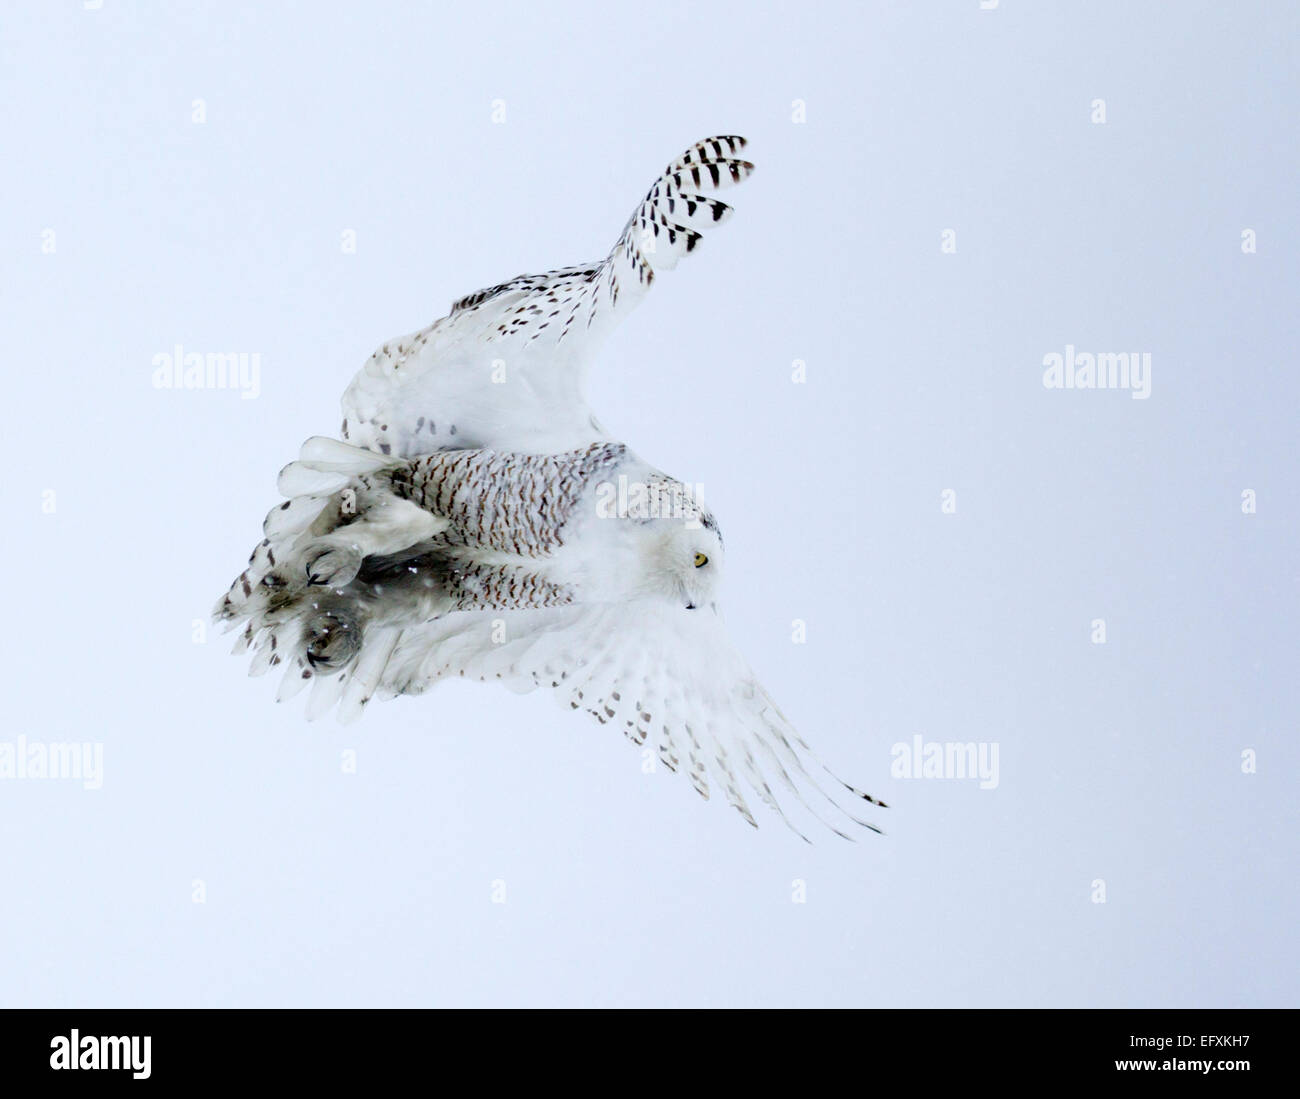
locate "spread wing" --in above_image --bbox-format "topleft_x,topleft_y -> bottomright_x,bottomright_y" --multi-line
340,136 -> 754,457
307,600 -> 887,841
215,436 -> 885,839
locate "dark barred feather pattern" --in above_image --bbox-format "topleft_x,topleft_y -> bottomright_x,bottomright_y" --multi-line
340,137 -> 753,459
390,442 -> 626,557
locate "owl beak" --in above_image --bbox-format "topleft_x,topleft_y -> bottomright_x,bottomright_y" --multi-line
684,601 -> 697,610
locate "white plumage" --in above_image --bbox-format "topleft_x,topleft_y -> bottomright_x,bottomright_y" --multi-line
217,437 -> 885,840
340,136 -> 753,456
216,136 -> 886,839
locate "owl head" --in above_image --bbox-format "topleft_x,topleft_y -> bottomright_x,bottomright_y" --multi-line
640,508 -> 725,612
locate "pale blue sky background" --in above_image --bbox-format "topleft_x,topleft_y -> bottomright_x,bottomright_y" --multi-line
1,1 -> 1296,1007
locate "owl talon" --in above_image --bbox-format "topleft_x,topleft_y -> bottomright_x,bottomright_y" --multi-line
305,546 -> 363,588
303,610 -> 362,672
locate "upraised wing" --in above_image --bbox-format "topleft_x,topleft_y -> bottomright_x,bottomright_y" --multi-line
340,136 -> 754,457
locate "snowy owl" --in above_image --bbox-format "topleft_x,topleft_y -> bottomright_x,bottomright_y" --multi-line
340,135 -> 754,457
216,436 -> 886,840
216,135 -> 885,838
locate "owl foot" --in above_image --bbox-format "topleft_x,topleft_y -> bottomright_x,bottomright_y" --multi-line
303,610 -> 363,672
305,545 -> 363,588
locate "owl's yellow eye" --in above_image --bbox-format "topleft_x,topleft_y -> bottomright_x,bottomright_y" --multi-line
694,552 -> 708,568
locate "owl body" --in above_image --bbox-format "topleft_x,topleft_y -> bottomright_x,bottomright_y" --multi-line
216,438 -> 720,679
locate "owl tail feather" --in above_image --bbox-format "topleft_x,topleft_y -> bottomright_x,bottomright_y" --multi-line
216,434 -> 439,721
